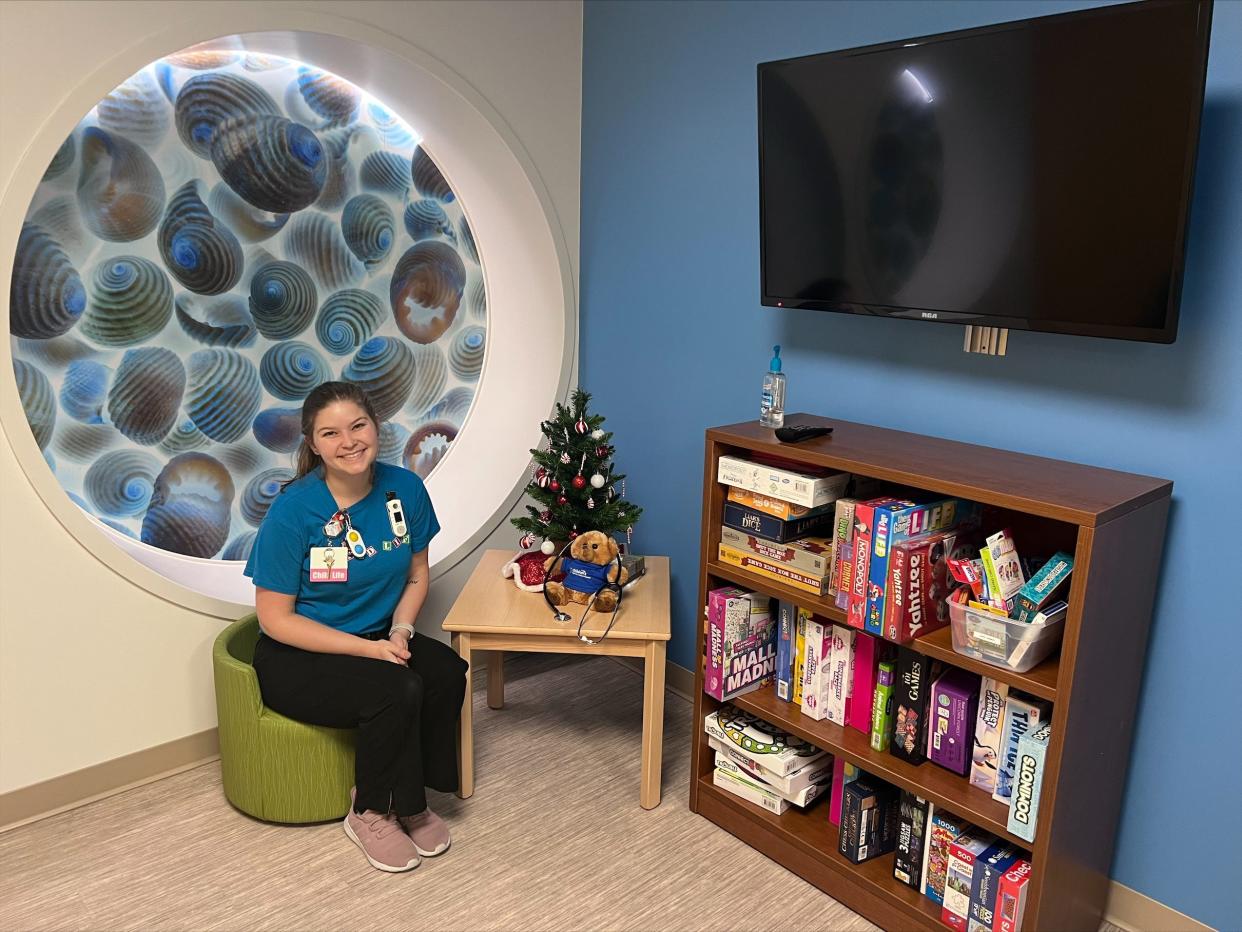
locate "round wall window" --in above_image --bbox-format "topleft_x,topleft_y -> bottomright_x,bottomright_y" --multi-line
7,44 -> 507,606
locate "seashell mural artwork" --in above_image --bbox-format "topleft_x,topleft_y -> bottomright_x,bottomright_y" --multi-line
9,222 -> 86,339
77,127 -> 166,242
11,49 -> 486,559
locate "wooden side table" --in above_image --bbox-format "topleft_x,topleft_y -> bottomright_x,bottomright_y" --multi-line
441,549 -> 671,809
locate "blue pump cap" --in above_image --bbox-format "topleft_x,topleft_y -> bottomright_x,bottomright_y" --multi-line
769,345 -> 782,373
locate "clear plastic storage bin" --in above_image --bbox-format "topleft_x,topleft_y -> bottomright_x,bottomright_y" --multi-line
947,599 -> 1065,673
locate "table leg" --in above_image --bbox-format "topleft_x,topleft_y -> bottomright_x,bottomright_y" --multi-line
453,632 -> 474,799
487,650 -> 504,710
640,638 -> 666,809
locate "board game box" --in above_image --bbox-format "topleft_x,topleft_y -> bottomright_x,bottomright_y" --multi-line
774,600 -> 795,701
846,497 -> 912,629
708,735 -> 832,798
928,668 -> 981,776
941,830 -> 999,931
969,842 -> 1023,929
924,809 -> 970,905
725,485 -> 835,521
884,527 -> 976,643
995,859 -> 1033,932
893,791 -> 932,890
704,705 -> 826,777
824,624 -> 855,726
717,542 -> 830,596
1007,720 -> 1051,842
703,586 -> 774,702
717,455 -> 850,509
993,693 -> 1053,804
838,776 -> 900,864
969,676 -> 1010,794
722,501 -> 833,545
721,525 -> 835,577
712,763 -> 788,814
832,498 -> 858,609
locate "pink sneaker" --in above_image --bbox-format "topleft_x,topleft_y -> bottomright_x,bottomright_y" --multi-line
399,808 -> 451,857
343,805 -> 420,873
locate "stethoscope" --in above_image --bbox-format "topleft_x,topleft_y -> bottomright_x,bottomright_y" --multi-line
541,540 -> 626,644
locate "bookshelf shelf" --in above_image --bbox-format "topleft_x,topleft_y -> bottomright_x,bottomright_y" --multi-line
730,684 -> 1028,847
690,416 -> 1172,932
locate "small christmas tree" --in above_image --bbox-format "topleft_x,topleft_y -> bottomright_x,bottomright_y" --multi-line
511,388 -> 642,553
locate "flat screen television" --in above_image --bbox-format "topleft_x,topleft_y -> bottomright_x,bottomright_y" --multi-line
757,0 -> 1213,343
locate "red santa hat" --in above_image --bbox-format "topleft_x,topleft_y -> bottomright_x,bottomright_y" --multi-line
501,550 -> 565,592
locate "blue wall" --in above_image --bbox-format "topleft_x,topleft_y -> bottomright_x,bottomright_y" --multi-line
581,0 -> 1241,926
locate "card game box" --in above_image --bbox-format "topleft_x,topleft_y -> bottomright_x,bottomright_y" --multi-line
995,859 -> 1033,932
799,615 -> 830,721
928,668 -> 981,776
793,607 -> 809,706
1013,551 -> 1073,622
721,525 -> 835,577
870,661 -> 895,752
994,693 -> 1053,804
774,600 -> 795,701
703,586 -> 774,702
838,776 -> 900,864
893,791 -> 932,890
969,841 -> 1023,929
924,809 -> 971,905
1007,721 -> 1051,842
704,705 -> 826,777
717,455 -> 850,509
941,830 -> 999,931
722,501 -> 833,545
969,677 -> 1010,794
890,646 -> 937,765
824,624 -> 855,726
725,485 -> 835,521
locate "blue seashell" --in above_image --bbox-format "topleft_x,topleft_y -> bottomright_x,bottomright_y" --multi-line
212,114 -> 326,214
342,336 -> 416,421
9,223 -> 86,339
315,289 -> 384,357
342,195 -> 394,269
60,359 -> 110,423
76,127 -> 165,242
185,348 -> 261,443
403,199 -> 455,243
97,70 -> 169,148
16,336 -> 97,370
81,256 -> 173,346
427,386 -> 475,427
378,421 -> 409,466
390,241 -> 464,344
107,347 -> 185,445
241,467 -> 293,526
314,127 -> 355,205
159,417 -> 208,455
282,212 -> 365,291
403,420 -> 457,479
260,340 -> 330,400
410,146 -> 454,202
84,449 -> 160,517
158,180 -> 244,296
220,442 -> 266,474
207,182 -> 288,243
296,67 -> 359,128
243,54 -> 287,73
458,215 -> 479,264
407,343 -> 448,417
14,359 -> 56,449
248,261 -> 317,340
174,294 -> 257,348
154,61 -> 178,103
174,72 -> 278,157
141,451 -> 235,558
30,197 -> 89,260
367,102 -> 415,149
222,530 -> 258,561
252,406 -> 303,453
359,151 -> 410,199
449,325 -> 485,383
55,421 -> 118,462
467,274 -> 486,321
42,133 -> 76,181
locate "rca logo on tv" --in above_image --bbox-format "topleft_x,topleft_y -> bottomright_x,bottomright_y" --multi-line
921,312 -> 939,319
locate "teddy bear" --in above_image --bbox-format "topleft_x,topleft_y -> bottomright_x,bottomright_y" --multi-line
543,530 -> 630,613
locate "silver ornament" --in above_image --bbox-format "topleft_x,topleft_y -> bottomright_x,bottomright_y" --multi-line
590,473 -> 605,488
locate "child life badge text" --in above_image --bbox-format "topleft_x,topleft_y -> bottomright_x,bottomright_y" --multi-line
310,546 -> 349,582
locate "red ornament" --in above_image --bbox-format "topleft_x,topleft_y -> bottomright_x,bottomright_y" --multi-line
549,479 -> 560,492
569,529 -> 579,539
518,533 -> 535,549
595,445 -> 610,458
540,509 -> 552,522
574,418 -> 588,434
557,494 -> 568,505
572,475 -> 586,490
536,470 -> 550,488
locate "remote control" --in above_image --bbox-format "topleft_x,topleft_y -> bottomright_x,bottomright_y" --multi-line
774,424 -> 834,443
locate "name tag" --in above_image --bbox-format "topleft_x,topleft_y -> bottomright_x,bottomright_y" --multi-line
310,546 -> 348,582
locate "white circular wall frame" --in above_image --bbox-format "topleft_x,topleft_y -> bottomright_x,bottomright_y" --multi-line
0,11 -> 575,617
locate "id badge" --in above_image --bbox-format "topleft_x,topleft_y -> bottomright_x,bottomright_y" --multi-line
310,546 -> 348,582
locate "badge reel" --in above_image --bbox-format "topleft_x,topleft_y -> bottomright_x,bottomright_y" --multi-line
385,492 -> 408,537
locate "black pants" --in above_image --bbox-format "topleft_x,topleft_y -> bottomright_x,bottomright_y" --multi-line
253,630 -> 468,816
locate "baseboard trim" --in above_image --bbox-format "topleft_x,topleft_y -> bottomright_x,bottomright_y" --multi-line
0,728 -> 219,834
606,655 -> 1215,932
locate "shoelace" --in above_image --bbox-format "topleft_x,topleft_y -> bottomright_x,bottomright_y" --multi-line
358,810 -> 402,840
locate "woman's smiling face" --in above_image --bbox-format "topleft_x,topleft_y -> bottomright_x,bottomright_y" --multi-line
310,400 -> 378,482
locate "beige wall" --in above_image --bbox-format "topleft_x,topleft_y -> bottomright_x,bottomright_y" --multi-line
0,0 -> 582,794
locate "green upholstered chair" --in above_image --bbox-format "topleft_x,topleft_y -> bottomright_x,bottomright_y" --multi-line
213,614 -> 355,823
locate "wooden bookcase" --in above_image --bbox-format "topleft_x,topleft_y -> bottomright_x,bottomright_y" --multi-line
689,416 -> 1172,932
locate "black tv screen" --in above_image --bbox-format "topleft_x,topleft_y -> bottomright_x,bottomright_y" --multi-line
758,0 -> 1213,343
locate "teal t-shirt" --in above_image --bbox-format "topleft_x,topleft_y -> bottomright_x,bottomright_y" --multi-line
244,462 -> 439,634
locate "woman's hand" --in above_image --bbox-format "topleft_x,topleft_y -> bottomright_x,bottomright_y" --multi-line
370,637 -> 411,665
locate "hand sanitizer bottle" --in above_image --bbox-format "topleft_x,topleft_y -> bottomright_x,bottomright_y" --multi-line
760,345 -> 786,428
